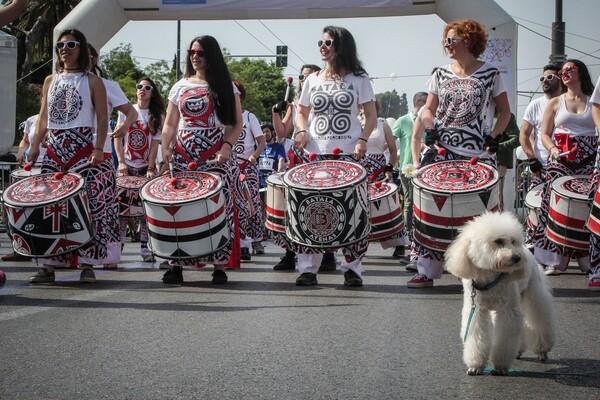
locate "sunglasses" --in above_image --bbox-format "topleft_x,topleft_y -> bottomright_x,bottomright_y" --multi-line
557,65 -> 579,77
317,39 -> 334,48
187,49 -> 205,58
445,37 -> 464,46
136,84 -> 153,91
539,74 -> 557,82
299,74 -> 306,81
56,40 -> 80,50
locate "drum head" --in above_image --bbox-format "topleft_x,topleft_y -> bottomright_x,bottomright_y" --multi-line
413,160 -> 498,193
117,175 -> 148,189
140,171 -> 223,204
551,175 -> 590,201
11,167 -> 42,180
266,172 -> 285,187
283,160 -> 367,190
368,182 -> 398,200
525,183 -> 544,209
3,173 -> 85,207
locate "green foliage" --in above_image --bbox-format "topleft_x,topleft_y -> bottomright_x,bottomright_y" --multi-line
100,43 -> 144,82
143,58 -> 178,101
14,82 -> 41,144
226,57 -> 289,123
375,89 -> 408,118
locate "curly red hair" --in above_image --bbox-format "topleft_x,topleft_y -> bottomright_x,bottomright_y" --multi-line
443,19 -> 488,58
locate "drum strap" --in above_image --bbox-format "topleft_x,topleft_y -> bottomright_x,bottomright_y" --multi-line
369,165 -> 386,182
174,139 -> 224,164
46,143 -> 94,171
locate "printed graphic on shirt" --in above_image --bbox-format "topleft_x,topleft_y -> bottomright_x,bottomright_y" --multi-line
180,87 -> 215,128
48,82 -> 83,124
310,81 -> 355,140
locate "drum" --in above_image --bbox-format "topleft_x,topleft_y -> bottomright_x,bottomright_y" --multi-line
524,183 -> 544,230
546,175 -> 591,251
586,178 -> 600,236
140,171 -> 229,260
2,172 -> 94,257
283,160 -> 370,248
11,167 -> 42,183
368,181 -> 404,241
265,173 -> 286,233
412,160 -> 500,251
117,175 -> 147,217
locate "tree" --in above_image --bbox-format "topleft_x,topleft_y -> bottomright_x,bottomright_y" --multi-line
398,92 -> 409,117
226,57 -> 289,123
144,58 -> 178,100
376,89 -> 405,118
2,0 -> 82,80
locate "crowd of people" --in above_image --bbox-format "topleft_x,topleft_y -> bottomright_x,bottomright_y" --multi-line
2,17 -> 600,293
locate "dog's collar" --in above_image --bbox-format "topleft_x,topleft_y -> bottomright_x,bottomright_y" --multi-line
472,273 -> 506,291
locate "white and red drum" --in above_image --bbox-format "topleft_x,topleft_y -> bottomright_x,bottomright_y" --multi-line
283,160 -> 370,248
117,175 -> 147,217
140,171 -> 229,260
412,160 -> 500,251
10,167 -> 42,183
265,173 -> 286,233
368,181 -> 404,241
586,178 -> 600,236
546,175 -> 591,251
524,183 -> 544,230
2,172 -> 93,257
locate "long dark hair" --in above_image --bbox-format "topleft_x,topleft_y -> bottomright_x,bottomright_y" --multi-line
323,26 -> 367,77
184,35 -> 236,125
563,59 -> 594,96
87,43 -> 104,77
138,76 -> 166,136
55,29 -> 91,74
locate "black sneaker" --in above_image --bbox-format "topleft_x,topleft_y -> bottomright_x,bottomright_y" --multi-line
344,270 -> 363,287
296,272 -> 317,286
392,246 -> 405,258
212,269 -> 228,284
318,252 -> 336,272
274,251 -> 296,270
241,247 -> 251,261
162,266 -> 183,284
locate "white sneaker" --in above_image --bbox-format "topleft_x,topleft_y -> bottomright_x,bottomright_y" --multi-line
544,265 -> 559,276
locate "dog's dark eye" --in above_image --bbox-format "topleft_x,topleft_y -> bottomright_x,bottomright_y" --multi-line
494,239 -> 504,246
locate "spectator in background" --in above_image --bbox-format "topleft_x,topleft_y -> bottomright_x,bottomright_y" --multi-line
496,112 -> 520,211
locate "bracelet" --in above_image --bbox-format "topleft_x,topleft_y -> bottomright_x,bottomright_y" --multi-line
222,140 -> 233,149
295,129 -> 307,135
357,137 -> 368,143
549,145 -> 558,152
94,147 -> 103,151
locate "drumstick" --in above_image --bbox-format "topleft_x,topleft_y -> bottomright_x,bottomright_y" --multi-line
187,160 -> 219,171
556,146 -> 578,158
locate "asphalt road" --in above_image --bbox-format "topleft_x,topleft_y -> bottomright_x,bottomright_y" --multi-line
1,236 -> 599,400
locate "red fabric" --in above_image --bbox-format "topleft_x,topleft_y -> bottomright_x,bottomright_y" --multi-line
226,191 -> 241,269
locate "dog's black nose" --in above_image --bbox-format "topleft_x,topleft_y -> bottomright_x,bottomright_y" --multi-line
510,255 -> 521,264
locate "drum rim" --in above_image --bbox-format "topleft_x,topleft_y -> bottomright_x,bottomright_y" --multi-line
116,175 -> 149,188
11,167 -> 43,176
2,172 -> 85,207
524,183 -> 545,209
368,181 -> 398,200
413,160 -> 499,194
551,174 -> 590,201
140,170 -> 224,204
266,172 -> 285,185
282,160 -> 368,190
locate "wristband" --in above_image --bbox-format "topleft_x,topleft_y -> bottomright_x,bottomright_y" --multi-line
222,140 -> 233,149
94,147 -> 103,151
549,145 -> 558,152
295,129 -> 307,135
357,137 -> 368,143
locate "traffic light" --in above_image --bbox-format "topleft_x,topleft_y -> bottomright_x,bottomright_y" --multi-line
276,45 -> 288,68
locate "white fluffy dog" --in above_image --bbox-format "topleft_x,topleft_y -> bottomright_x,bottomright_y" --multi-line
445,212 -> 556,376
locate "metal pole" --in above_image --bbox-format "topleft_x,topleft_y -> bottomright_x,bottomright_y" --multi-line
549,0 -> 566,65
176,20 -> 181,80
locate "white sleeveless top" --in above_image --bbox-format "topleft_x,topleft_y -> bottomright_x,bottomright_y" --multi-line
554,94 -> 596,136
366,118 -> 387,155
47,72 -> 95,129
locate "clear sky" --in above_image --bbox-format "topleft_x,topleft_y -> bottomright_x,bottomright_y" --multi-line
102,0 -> 600,120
